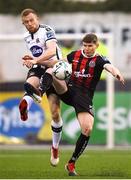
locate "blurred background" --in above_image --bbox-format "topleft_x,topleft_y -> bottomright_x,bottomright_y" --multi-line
0,0 -> 131,148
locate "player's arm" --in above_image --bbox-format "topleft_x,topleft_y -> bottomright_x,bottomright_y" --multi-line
104,63 -> 125,85
35,40 -> 57,64
22,40 -> 57,68
41,59 -> 58,67
32,40 -> 57,65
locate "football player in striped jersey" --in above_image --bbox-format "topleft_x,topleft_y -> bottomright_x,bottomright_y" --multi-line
54,33 -> 124,176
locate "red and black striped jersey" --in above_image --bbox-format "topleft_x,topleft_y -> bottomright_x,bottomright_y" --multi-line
67,49 -> 110,93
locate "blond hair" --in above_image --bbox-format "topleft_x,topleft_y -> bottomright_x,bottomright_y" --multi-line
21,8 -> 37,18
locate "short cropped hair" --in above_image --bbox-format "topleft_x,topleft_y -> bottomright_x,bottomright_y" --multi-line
82,33 -> 98,44
21,8 -> 37,17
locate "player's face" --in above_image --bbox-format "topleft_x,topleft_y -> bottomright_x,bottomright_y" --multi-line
82,42 -> 98,57
22,13 -> 39,33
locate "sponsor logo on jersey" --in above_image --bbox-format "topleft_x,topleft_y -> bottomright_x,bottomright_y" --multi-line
74,71 -> 92,78
73,60 -> 79,63
30,45 -> 43,57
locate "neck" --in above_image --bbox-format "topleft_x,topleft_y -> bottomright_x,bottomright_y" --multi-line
82,49 -> 96,58
29,24 -> 40,34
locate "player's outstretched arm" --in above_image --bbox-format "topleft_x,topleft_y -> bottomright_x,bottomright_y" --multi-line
104,63 -> 125,85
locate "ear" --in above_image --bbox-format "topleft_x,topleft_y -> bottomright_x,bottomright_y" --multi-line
96,42 -> 99,48
36,15 -> 39,21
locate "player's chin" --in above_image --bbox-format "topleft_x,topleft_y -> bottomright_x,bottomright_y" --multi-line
28,27 -> 36,33
86,53 -> 93,57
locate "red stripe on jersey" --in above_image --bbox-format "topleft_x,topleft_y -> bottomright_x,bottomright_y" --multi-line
78,57 -> 88,85
71,50 -> 81,81
85,56 -> 97,88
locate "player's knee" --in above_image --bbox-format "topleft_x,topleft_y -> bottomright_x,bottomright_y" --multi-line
24,82 -> 38,96
46,68 -> 53,74
51,111 -> 60,122
50,104 -> 61,121
51,109 -> 60,123
24,82 -> 31,94
82,125 -> 93,136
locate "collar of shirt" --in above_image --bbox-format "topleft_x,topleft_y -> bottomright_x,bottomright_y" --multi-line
81,49 -> 97,58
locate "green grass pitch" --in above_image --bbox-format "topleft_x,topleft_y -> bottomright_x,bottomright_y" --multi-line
0,148 -> 131,179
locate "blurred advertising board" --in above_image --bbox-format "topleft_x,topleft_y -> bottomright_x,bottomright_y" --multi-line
61,92 -> 131,145
0,91 -> 131,145
0,92 -> 52,144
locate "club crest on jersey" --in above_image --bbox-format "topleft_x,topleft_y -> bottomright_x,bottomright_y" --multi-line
30,45 -> 43,57
25,37 -> 31,44
36,38 -> 40,43
89,61 -> 96,67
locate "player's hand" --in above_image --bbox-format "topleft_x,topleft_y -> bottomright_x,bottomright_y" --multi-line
23,60 -> 33,68
23,59 -> 37,69
115,73 -> 125,85
22,55 -> 33,61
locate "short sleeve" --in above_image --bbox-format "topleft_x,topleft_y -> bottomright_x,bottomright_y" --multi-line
67,51 -> 76,63
44,25 -> 56,42
97,55 -> 111,69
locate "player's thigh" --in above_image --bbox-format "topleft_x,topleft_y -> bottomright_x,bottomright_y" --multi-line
26,76 -> 40,88
53,77 -> 67,94
77,112 -> 94,136
26,66 -> 45,88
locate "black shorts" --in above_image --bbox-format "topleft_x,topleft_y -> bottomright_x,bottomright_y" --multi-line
27,66 -> 46,79
59,85 -> 94,117
26,66 -> 60,98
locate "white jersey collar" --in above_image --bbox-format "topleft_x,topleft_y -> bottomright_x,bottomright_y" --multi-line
81,49 -> 97,58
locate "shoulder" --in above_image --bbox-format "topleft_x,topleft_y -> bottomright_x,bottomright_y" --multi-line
67,50 -> 79,63
96,54 -> 111,68
39,24 -> 56,40
68,50 -> 81,56
39,24 -> 55,32
67,50 -> 78,58
23,31 -> 29,37
96,53 -> 110,62
23,31 -> 30,41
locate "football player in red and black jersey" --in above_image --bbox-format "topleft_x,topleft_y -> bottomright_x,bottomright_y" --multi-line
57,33 -> 124,176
